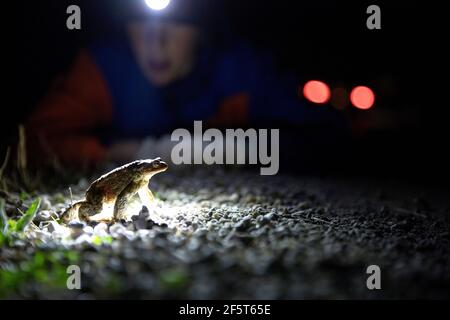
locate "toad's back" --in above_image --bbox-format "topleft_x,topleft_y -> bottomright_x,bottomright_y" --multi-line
85,161 -> 142,202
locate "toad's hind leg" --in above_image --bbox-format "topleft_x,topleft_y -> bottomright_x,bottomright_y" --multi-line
61,201 -> 84,223
85,200 -> 116,222
79,201 -> 104,222
113,181 -> 141,221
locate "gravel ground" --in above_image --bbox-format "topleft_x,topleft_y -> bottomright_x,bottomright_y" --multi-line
1,168 -> 450,299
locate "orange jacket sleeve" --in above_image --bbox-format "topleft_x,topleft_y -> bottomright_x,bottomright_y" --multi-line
26,49 -> 113,168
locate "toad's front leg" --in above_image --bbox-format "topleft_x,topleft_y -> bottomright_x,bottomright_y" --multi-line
138,186 -> 155,209
113,181 -> 142,221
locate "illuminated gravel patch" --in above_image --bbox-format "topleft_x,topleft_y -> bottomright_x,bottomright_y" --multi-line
1,168 -> 449,299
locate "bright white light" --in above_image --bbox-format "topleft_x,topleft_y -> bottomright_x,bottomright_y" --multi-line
145,0 -> 171,11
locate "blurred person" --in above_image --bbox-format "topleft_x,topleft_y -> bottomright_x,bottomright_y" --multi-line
26,0 -> 345,169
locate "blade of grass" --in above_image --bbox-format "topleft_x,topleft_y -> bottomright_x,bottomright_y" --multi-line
17,125 -> 34,190
0,198 -> 8,234
0,147 -> 10,183
15,198 -> 41,232
17,125 -> 27,173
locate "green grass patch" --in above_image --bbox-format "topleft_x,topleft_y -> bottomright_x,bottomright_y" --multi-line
0,197 -> 41,246
0,250 -> 80,298
159,267 -> 190,290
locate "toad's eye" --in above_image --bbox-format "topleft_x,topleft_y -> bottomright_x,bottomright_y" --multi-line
152,161 -> 160,168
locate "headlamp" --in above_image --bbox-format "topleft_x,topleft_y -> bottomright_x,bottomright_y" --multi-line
144,0 -> 171,11
119,0 -> 217,27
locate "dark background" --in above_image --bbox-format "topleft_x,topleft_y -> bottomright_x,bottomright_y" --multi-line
6,0 -> 448,183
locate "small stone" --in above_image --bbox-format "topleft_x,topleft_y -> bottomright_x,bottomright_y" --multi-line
94,222 -> 108,234
109,223 -> 126,237
130,206 -> 151,230
83,226 -> 94,235
34,210 -> 53,223
68,220 -> 86,229
235,216 -> 252,231
251,206 -> 265,218
93,222 -> 109,238
146,219 -> 155,229
96,229 -> 109,238
51,228 -> 70,240
139,206 -> 150,219
123,230 -> 136,240
47,221 -> 63,233
33,230 -> 52,242
263,212 -> 275,221
75,234 -> 92,245
68,220 -> 86,238
206,221 -> 216,231
193,228 -> 208,237
187,238 -> 201,251
256,215 -> 266,224
136,229 -> 151,238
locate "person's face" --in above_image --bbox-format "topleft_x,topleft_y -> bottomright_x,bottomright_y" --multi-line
128,20 -> 199,87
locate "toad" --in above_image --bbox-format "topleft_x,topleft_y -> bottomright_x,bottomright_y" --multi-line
62,158 -> 168,222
